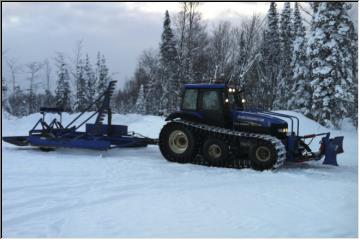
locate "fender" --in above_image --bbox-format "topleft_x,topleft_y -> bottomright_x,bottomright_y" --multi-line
165,111 -> 203,123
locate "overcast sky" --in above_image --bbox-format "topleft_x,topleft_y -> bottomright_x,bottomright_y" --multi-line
2,2 -> 357,91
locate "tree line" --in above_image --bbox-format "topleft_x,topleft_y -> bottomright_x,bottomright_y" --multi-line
117,2 -> 357,128
2,2 -> 357,129
2,42 -> 111,116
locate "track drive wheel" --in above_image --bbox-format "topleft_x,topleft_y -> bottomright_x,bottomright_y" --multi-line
202,138 -> 229,165
159,122 -> 196,163
250,140 -> 277,170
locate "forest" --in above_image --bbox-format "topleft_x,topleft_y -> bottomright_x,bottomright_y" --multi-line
2,2 -> 358,129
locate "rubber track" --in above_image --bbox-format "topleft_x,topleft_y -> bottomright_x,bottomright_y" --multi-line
172,120 -> 287,171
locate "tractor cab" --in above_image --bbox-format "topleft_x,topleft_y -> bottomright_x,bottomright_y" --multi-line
180,83 -> 244,127
167,83 -> 289,138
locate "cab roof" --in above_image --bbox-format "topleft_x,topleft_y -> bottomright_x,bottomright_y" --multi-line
184,83 -> 226,89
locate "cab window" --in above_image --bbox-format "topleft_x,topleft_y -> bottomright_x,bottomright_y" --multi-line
202,91 -> 221,111
182,89 -> 198,110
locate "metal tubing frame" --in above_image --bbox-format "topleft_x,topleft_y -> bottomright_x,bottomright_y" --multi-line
30,118 -> 43,132
75,111 -> 99,131
64,80 -> 116,130
64,91 -> 108,129
300,132 -> 329,139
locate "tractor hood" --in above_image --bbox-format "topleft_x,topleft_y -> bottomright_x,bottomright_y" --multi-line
232,111 -> 288,128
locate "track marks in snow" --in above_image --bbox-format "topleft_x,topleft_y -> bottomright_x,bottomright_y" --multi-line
2,113 -> 358,237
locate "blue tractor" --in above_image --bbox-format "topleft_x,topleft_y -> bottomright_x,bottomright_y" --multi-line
159,83 -> 344,170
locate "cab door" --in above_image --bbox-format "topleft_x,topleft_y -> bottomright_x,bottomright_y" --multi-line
199,90 -> 225,127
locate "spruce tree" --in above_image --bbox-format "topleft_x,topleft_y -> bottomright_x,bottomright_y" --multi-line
75,58 -> 87,112
288,3 -> 311,115
310,2 -> 320,30
84,54 -> 96,110
97,53 -> 110,96
350,26 -> 358,127
262,2 -> 281,109
95,52 -> 111,108
135,84 -> 146,114
55,56 -> 72,112
307,2 -> 357,128
274,2 -> 293,109
8,86 -> 28,116
2,76 -> 8,111
160,10 -> 179,114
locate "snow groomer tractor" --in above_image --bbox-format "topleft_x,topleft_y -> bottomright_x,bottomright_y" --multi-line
159,82 -> 344,170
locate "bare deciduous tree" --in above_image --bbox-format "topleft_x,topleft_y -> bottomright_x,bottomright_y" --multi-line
208,21 -> 233,80
44,59 -> 52,92
26,62 -> 43,113
6,58 -> 22,93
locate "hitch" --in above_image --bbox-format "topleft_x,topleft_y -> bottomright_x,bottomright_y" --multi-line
296,132 -> 344,166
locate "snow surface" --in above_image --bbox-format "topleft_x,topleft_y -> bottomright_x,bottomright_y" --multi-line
2,112 -> 358,237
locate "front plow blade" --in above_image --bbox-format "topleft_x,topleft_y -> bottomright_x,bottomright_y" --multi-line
323,136 -> 344,166
2,136 -> 30,146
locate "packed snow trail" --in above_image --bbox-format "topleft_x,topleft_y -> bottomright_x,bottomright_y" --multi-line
2,112 -> 358,237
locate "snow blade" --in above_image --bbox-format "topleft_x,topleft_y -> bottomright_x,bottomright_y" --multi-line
322,136 -> 344,166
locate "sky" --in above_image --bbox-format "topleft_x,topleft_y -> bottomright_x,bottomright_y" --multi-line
1,2 -> 357,92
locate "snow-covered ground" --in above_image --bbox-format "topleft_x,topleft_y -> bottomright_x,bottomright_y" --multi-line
2,111 -> 358,237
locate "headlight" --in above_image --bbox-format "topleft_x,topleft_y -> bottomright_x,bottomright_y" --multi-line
241,99 -> 246,103
277,128 -> 288,133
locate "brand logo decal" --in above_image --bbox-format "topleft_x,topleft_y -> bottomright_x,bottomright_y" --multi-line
237,115 -> 265,122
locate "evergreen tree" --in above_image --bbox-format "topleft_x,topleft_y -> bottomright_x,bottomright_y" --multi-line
55,55 -> 72,112
96,53 -> 110,98
307,2 -> 357,128
74,58 -> 87,112
94,52 -> 111,109
7,86 -> 28,116
261,2 -> 281,109
2,76 -> 8,110
160,10 -> 179,114
350,26 -> 358,127
274,2 -> 293,109
84,54 -> 96,110
288,3 -> 311,115
135,84 -> 146,114
310,2 -> 320,30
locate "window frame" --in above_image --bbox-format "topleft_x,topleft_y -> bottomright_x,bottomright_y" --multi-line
199,89 -> 223,112
181,89 -> 199,111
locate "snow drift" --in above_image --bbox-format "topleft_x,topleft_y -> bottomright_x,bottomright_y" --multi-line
2,111 -> 358,237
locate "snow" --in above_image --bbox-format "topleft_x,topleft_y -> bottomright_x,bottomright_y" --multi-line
2,112 -> 358,237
